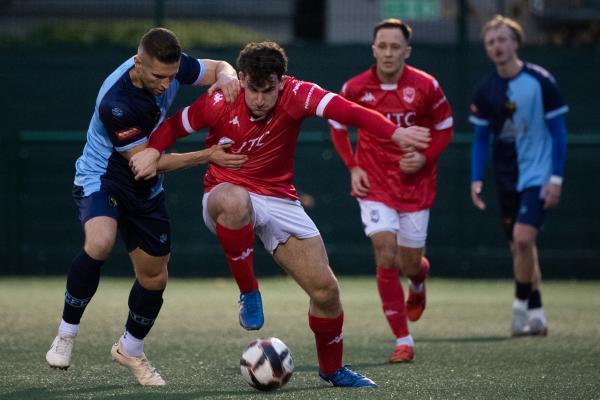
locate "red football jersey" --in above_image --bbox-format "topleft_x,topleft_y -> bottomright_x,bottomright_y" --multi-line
151,75 -> 398,200
330,65 -> 453,211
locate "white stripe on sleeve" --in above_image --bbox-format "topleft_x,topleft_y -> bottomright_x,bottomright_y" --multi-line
328,119 -> 347,130
316,92 -> 336,117
434,116 -> 454,130
182,106 -> 194,133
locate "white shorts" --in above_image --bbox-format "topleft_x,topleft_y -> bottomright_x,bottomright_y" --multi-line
357,199 -> 429,248
203,187 -> 320,253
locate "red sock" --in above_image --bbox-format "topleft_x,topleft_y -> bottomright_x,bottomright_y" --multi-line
308,312 -> 343,375
376,266 -> 409,339
215,223 -> 258,293
409,257 -> 429,285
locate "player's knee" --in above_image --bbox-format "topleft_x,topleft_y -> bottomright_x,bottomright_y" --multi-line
84,236 -> 115,260
137,264 -> 168,290
513,235 -> 534,254
374,246 -> 396,267
213,186 -> 251,222
310,279 -> 340,310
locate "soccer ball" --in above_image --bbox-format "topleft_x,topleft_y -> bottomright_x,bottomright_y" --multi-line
240,337 -> 294,391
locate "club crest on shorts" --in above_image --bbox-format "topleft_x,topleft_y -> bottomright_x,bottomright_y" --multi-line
370,209 -> 380,223
108,195 -> 118,208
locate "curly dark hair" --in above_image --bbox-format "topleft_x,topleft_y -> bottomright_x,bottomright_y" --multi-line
139,27 -> 181,64
236,41 -> 288,87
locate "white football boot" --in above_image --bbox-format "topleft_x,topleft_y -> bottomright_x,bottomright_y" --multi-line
111,339 -> 165,386
46,335 -> 75,369
511,307 -> 530,336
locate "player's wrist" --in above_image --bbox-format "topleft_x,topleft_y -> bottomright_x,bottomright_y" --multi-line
549,175 -> 563,186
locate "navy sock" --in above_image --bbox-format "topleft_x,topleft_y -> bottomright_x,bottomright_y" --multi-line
515,281 -> 532,301
62,250 -> 103,324
528,289 -> 543,309
125,280 -> 164,339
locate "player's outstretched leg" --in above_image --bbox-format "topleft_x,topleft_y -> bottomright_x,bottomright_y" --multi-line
47,249 -> 103,369
238,290 -> 264,331
210,185 -> 263,331
319,366 -> 377,388
111,337 -> 165,386
406,256 -> 430,322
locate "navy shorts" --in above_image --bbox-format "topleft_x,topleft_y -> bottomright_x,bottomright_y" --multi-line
498,186 -> 546,241
72,185 -> 171,257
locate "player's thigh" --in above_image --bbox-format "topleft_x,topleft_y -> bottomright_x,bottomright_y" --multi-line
119,192 -> 171,260
273,236 -> 338,302
74,188 -> 119,258
129,247 -> 169,290
395,209 -> 429,248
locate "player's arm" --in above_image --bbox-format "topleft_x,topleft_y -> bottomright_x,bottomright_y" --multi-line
542,113 -> 568,209
328,119 -> 370,196
401,82 -> 454,173
470,124 -> 491,210
321,94 -> 430,149
201,59 -> 240,103
130,95 -> 245,180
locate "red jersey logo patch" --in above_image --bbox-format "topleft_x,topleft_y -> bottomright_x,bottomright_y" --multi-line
115,127 -> 141,142
403,87 -> 415,103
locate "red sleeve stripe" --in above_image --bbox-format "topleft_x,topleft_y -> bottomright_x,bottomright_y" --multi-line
435,116 -> 453,131
181,106 -> 194,133
316,92 -> 336,117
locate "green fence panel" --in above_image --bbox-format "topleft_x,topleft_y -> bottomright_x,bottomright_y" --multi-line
3,132 -> 599,278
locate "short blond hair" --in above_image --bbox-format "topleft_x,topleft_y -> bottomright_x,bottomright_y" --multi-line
482,15 -> 524,45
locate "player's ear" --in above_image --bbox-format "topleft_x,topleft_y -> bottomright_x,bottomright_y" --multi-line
371,44 -> 376,59
239,72 -> 247,88
405,46 -> 412,60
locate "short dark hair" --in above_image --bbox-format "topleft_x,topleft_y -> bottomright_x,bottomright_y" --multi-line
236,41 -> 288,87
373,18 -> 412,42
482,15 -> 524,46
139,27 -> 181,64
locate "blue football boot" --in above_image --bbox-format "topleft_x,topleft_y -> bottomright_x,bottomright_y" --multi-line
238,290 -> 264,330
319,366 -> 377,388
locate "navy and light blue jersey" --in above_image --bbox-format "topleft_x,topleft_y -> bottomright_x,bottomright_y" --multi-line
74,53 -> 205,199
469,63 -> 568,192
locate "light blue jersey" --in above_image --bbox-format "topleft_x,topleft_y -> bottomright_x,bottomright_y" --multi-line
74,54 -> 205,198
469,63 -> 568,192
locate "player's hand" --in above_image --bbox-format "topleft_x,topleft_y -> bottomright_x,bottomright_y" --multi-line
542,182 -> 561,209
350,166 -> 370,197
391,125 -> 431,150
208,75 -> 241,103
399,151 -> 426,173
471,181 -> 486,210
130,148 -> 161,180
208,144 -> 248,169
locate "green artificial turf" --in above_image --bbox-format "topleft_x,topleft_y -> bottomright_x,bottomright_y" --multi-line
0,277 -> 598,399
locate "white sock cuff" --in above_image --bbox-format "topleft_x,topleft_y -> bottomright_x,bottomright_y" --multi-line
395,334 -> 414,347
512,298 -> 528,311
58,319 -> 80,337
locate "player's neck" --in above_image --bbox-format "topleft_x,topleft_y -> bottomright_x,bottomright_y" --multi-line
129,68 -> 143,89
496,58 -> 523,79
376,64 -> 405,84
